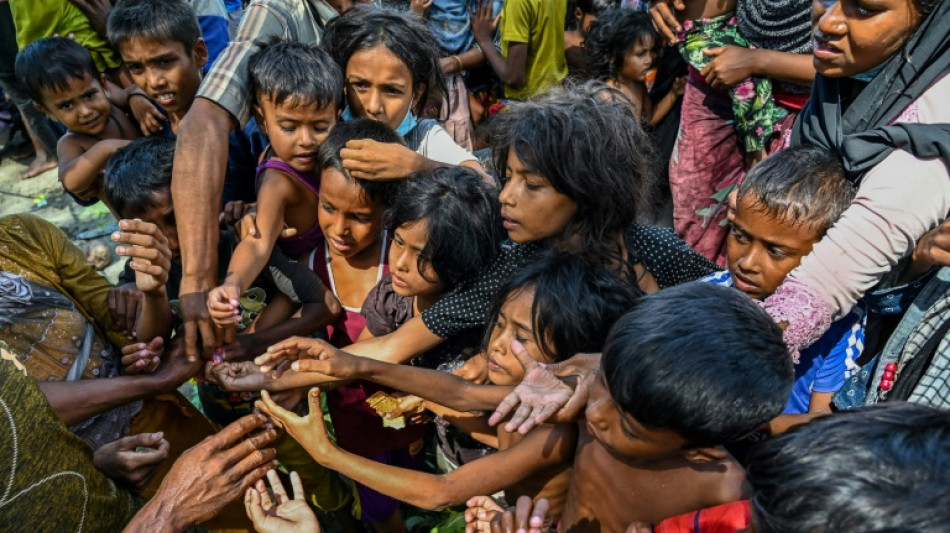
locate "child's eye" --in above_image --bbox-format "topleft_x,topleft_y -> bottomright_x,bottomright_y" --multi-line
59,102 -> 73,110
524,181 -> 542,192
767,246 -> 788,258
730,227 -> 749,243
279,125 -> 295,133
321,202 -> 335,213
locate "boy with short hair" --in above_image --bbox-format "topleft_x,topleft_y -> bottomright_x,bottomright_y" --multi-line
704,145 -> 863,417
107,0 -> 209,134
15,36 -> 140,207
561,282 -> 793,531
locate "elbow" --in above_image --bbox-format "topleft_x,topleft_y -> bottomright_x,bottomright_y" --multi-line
503,72 -> 525,88
325,295 -> 343,320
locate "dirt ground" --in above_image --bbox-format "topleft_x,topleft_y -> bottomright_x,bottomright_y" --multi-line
0,154 -> 125,283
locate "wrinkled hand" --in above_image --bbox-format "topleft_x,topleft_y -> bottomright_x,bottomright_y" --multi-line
256,388 -> 333,459
149,414 -> 278,529
218,334 -> 264,363
68,0 -> 112,37
649,0 -> 687,43
112,219 -> 172,295
245,470 -> 321,533
122,336 -> 164,375
94,432 -> 170,493
469,0 -> 501,45
206,360 -> 268,392
340,139 -> 426,181
109,282 -> 143,338
410,0 -> 433,16
912,217 -> 950,273
180,275 -> 218,361
489,343 -> 597,434
150,338 -> 204,392
465,495 -> 550,533
701,46 -> 760,90
128,94 -> 166,136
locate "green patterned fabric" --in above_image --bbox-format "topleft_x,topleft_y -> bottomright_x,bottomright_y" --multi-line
677,14 -> 787,152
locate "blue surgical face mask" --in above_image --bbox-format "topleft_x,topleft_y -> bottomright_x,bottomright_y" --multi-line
395,97 -> 417,136
340,98 -> 417,136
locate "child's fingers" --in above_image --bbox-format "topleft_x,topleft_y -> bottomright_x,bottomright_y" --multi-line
266,469 -> 288,506
244,488 -> 265,523
289,471 -> 305,501
256,390 -> 295,425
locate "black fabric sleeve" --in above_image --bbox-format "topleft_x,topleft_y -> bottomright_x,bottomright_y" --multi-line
629,224 -> 720,288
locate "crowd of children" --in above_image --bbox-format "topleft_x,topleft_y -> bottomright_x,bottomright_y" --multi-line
1,0 -> 949,531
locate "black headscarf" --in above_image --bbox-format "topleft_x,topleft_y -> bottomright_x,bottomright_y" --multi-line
792,0 -> 950,183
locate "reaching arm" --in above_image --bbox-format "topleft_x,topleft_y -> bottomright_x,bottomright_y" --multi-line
344,315 -> 446,363
472,0 -> 527,88
257,389 -> 574,511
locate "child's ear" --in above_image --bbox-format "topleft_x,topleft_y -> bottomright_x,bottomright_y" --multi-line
193,38 -> 209,69
33,101 -> 53,120
683,446 -> 730,464
252,105 -> 266,133
574,7 -> 583,20
100,74 -> 112,98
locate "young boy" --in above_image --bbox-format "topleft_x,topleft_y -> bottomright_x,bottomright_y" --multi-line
15,36 -> 140,207
704,145 -> 863,417
106,0 -> 267,205
561,282 -> 793,531
106,0 -> 208,134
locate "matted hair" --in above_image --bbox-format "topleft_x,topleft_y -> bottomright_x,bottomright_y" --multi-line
249,40 -> 343,111
107,0 -> 201,53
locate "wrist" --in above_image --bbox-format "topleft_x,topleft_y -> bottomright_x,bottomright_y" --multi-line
749,48 -> 767,77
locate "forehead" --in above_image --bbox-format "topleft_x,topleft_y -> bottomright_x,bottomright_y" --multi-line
121,190 -> 173,221
41,73 -> 101,101
346,45 -> 413,86
119,37 -> 188,60
259,96 -> 337,119
320,168 -> 377,208
733,194 -> 823,244
395,219 -> 429,245
499,285 -> 536,320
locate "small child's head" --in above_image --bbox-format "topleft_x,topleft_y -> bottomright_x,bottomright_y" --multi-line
747,403 -> 950,533
727,146 -> 854,300
104,136 -> 178,254
569,0 -> 619,36
317,118 -> 400,259
323,5 -> 444,132
485,252 -> 637,386
16,37 -> 111,137
491,93 -> 654,262
590,283 -> 792,463
385,167 -> 503,302
107,0 -> 208,117
584,9 -> 659,83
250,41 -> 344,172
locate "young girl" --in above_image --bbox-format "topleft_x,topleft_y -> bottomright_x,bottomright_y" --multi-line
321,5 -> 482,180
257,252 -> 638,525
207,42 -> 342,334
317,91 -> 717,373
584,9 -> 685,126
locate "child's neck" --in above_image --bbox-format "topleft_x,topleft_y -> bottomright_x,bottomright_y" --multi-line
412,290 -> 443,315
331,235 -> 384,270
610,77 -> 648,104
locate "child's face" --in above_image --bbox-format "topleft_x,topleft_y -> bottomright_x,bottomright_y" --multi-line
486,286 -> 554,386
619,37 -> 657,82
344,44 -> 420,131
498,150 -> 578,244
584,371 -> 690,462
318,168 -> 383,259
726,194 -> 822,300
811,0 -> 921,78
37,73 -> 112,136
119,37 -> 207,116
256,96 -> 337,173
121,191 -> 179,257
389,220 -> 443,299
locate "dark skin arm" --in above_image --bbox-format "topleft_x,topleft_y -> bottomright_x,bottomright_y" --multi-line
57,136 -> 131,201
264,337 -> 513,412
701,47 -> 815,90
257,389 -> 575,511
471,0 -> 528,88
440,47 -> 488,75
173,97 -> 236,361
38,339 -> 202,426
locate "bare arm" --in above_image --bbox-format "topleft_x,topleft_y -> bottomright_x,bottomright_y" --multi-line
481,42 -> 528,89
752,49 -> 815,87
173,97 -> 236,360
344,315 -> 445,363
57,137 -> 130,201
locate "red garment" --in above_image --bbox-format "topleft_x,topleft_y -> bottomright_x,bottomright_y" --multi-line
308,236 -> 427,457
654,500 -> 751,533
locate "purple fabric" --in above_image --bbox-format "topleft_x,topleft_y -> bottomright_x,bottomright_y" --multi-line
354,446 -> 426,523
255,158 -> 323,257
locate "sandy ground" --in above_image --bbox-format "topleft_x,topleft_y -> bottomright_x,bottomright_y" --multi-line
0,154 -> 124,283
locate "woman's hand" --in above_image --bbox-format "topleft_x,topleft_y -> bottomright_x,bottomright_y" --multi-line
701,46 -> 761,90
256,388 -> 334,459
255,337 -> 347,374
121,336 -> 164,375
94,432 -> 170,493
340,139 -> 429,180
112,219 -> 172,296
245,470 -> 321,533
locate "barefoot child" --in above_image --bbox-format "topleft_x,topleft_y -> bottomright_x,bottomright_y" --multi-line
16,37 -> 141,208
207,41 -> 343,336
257,252 -> 638,524
584,9 -> 685,126
703,146 -> 863,419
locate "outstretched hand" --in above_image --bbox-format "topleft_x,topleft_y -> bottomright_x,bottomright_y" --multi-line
489,342 -> 598,434
465,495 -> 550,533
245,470 -> 321,533
93,432 -> 170,493
255,388 -> 335,460
121,336 -> 164,375
255,336 -> 355,379
469,0 -> 501,45
112,219 -> 172,296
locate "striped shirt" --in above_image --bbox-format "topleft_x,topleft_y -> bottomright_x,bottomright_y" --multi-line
196,0 -> 338,125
